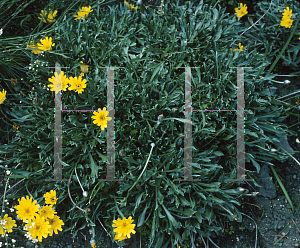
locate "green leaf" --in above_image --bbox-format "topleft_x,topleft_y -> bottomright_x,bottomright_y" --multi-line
95,151 -> 107,163
148,61 -> 163,85
137,204 -> 148,227
220,134 -> 234,140
213,151 -> 224,156
162,204 -> 180,229
134,193 -> 144,213
179,208 -> 197,216
248,156 -> 261,172
88,151 -> 98,178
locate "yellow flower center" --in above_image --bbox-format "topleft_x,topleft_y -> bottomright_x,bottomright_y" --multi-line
100,116 -> 105,121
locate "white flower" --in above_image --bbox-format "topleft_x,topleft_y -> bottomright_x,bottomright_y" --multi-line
11,239 -> 16,243
6,170 -> 10,175
23,226 -> 27,230
31,222 -> 35,227
296,138 -> 300,143
0,29 -> 2,36
10,208 -> 14,212
0,242 -> 2,247
25,232 -> 32,240
0,220 -> 7,225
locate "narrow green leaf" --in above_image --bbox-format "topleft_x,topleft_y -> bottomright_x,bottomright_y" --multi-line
88,151 -> 98,178
137,204 -> 148,227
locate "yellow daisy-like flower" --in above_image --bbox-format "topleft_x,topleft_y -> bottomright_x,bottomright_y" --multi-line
68,75 -> 87,94
282,6 -> 292,19
38,9 -> 58,23
0,89 -> 7,104
14,195 -> 40,222
43,190 -> 58,205
13,124 -> 19,132
25,215 -> 51,242
280,17 -> 294,28
80,61 -> 89,74
124,0 -> 138,11
48,71 -> 69,93
74,6 -> 93,20
0,214 -> 17,235
235,3 -> 248,18
112,216 -> 136,240
47,215 -> 64,236
91,243 -> 97,248
38,205 -> 56,219
28,41 -> 43,54
37,37 -> 55,52
91,107 -> 112,130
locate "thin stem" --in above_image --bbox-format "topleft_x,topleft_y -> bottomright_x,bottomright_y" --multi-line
74,168 -> 85,193
123,143 -> 155,203
1,177 -> 9,217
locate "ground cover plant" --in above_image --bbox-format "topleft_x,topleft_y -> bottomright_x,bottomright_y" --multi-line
0,0 -> 300,247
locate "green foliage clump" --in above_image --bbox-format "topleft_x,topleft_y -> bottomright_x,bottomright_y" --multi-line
0,0 -> 300,247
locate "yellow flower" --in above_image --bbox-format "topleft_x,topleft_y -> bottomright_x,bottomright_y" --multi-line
114,232 -> 127,241
124,0 -> 138,11
74,6 -> 93,20
280,17 -> 294,28
28,41 -> 43,54
47,215 -> 64,236
48,71 -> 69,93
296,98 -> 299,105
0,89 -> 7,104
282,6 -> 292,19
13,124 -> 19,132
91,243 -> 96,248
112,216 -> 136,240
235,3 -> 248,18
68,75 -> 87,94
14,195 -> 40,222
38,9 -> 58,23
44,190 -> 58,205
37,37 -> 55,51
230,42 -> 243,52
47,10 -> 58,23
0,214 -> 17,235
38,205 -> 56,219
80,61 -> 89,74
25,215 -> 51,242
91,107 -> 112,130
